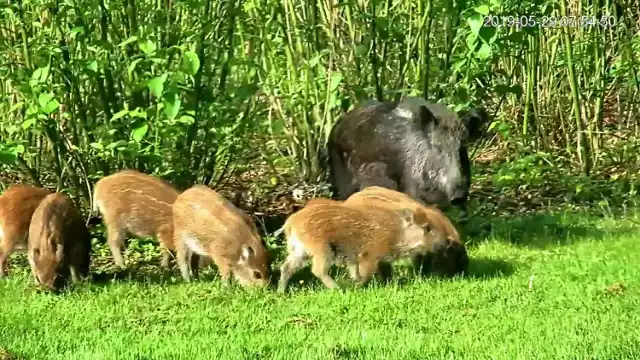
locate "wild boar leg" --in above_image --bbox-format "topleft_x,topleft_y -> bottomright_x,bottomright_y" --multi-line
190,253 -> 200,280
347,263 -> 360,282
277,253 -> 306,293
27,257 -> 39,285
217,264 -> 232,286
311,256 -> 339,289
69,266 -> 81,283
376,261 -> 393,282
0,239 -> 15,277
357,257 -> 380,286
106,227 -> 127,268
160,249 -> 174,269
175,237 -> 193,282
0,250 -> 7,277
157,225 -> 174,269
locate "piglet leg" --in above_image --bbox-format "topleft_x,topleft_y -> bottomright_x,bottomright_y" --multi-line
311,256 -> 339,289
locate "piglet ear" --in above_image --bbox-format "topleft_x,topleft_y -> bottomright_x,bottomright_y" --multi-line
398,208 -> 415,225
460,107 -> 488,140
241,245 -> 255,262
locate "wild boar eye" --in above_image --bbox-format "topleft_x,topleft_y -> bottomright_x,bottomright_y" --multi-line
33,249 -> 40,256
253,271 -> 263,279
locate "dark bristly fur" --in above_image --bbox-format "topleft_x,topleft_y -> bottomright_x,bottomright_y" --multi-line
327,96 -> 487,209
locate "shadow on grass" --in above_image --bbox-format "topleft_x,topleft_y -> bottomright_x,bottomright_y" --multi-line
456,211 -> 639,248
268,255 -> 517,293
88,258 -> 226,287
463,256 -> 516,279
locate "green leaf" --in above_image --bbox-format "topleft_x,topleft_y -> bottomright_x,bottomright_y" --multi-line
467,35 -> 480,54
119,36 -> 138,47
308,53 -> 323,68
178,115 -> 195,125
163,92 -> 181,119
127,58 -> 143,79
129,108 -> 148,119
467,13 -> 484,35
32,66 -> 50,82
474,5 -> 490,15
70,27 -> 84,36
147,75 -> 166,98
181,51 -> 200,76
0,151 -> 17,165
509,85 -> 523,98
5,125 -> 18,134
89,142 -> 104,150
22,119 -> 36,130
139,39 -> 157,55
86,60 -> 98,73
495,84 -> 523,98
111,109 -> 129,122
106,140 -> 128,150
476,43 -> 492,59
38,93 -> 59,114
38,93 -> 53,108
329,73 -> 342,92
42,99 -> 59,115
131,124 -> 149,142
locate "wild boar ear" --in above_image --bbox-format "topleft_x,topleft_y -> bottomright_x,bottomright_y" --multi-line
241,245 -> 255,262
398,208 -> 415,225
417,105 -> 438,131
460,107 -> 488,140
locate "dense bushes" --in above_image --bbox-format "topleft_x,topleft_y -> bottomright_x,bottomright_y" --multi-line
1,0 -> 639,211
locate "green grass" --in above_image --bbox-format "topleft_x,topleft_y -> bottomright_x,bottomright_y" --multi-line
1,210 -> 640,360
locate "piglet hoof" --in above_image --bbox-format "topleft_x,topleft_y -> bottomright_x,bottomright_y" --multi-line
219,276 -> 232,287
277,284 -> 288,294
324,283 -> 340,291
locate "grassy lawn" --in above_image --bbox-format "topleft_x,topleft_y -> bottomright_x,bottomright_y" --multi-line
1,209 -> 640,360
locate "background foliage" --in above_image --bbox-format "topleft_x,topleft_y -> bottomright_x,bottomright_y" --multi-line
1,0 -> 639,213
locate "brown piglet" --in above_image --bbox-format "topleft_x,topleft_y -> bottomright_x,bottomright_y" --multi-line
172,185 -> 270,287
305,197 -> 339,207
0,185 -> 52,277
93,170 -> 179,268
277,199 -> 439,293
345,186 -> 468,276
28,192 -> 91,291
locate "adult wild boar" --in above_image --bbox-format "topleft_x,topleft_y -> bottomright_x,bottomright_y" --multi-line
327,96 -> 487,208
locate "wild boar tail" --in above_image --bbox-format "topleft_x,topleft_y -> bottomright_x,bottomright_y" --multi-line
86,184 -> 101,226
